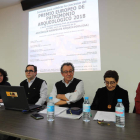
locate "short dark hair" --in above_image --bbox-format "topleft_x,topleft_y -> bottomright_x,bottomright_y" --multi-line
0,68 -> 8,83
60,62 -> 74,73
104,70 -> 119,82
26,65 -> 37,72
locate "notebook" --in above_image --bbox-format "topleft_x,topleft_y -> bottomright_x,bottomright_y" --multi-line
0,85 -> 42,111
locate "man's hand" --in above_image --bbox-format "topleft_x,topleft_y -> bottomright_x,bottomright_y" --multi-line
55,100 -> 67,105
0,99 -> 3,103
56,94 -> 69,101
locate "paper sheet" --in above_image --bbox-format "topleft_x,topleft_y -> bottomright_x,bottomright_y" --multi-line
57,111 -> 82,119
0,103 -> 4,107
39,106 -> 67,116
93,111 -> 115,122
0,103 -> 4,106
40,106 -> 82,119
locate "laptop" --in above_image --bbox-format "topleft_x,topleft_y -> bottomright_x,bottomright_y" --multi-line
0,85 -> 42,111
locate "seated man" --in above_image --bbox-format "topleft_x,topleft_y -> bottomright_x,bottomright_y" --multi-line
50,62 -> 85,108
91,70 -> 129,112
20,65 -> 47,105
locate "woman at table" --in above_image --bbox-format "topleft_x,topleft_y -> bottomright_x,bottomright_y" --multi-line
0,68 -> 11,102
91,70 -> 129,112
0,69 -> 17,140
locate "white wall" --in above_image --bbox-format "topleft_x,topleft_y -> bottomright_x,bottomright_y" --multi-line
0,0 -> 140,113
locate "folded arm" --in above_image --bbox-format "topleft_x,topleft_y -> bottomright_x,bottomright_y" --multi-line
56,94 -> 69,101
50,85 -> 68,106
50,81 -> 84,106
64,81 -> 85,103
0,99 -> 3,103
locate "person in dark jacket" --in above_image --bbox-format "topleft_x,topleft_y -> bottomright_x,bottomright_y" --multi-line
20,65 -> 47,105
91,70 -> 129,112
0,69 -> 18,140
0,68 -> 11,103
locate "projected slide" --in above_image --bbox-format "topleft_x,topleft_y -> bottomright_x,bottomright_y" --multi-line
29,0 -> 100,73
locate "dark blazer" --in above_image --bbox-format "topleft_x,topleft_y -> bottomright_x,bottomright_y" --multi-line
0,81 -> 11,98
0,81 -> 11,86
91,85 -> 129,112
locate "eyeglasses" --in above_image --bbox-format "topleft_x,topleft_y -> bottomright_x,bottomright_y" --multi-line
25,70 -> 34,73
104,81 -> 116,85
62,70 -> 74,74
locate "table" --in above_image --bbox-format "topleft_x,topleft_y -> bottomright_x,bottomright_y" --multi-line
0,107 -> 140,140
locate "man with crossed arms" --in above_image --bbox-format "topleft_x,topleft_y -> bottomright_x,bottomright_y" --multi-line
50,62 -> 85,108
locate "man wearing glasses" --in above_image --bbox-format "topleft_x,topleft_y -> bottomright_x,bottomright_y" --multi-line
50,62 -> 84,108
91,70 -> 129,112
20,65 -> 47,105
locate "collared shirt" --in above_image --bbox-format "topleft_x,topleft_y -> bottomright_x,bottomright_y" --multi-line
27,77 -> 36,88
27,77 -> 48,105
50,78 -> 85,104
62,78 -> 74,87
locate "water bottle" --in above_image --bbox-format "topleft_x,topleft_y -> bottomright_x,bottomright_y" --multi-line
115,99 -> 125,127
83,97 -> 90,122
47,97 -> 55,121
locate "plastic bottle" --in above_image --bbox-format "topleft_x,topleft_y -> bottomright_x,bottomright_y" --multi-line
115,99 -> 125,127
83,97 -> 90,122
47,97 -> 55,121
